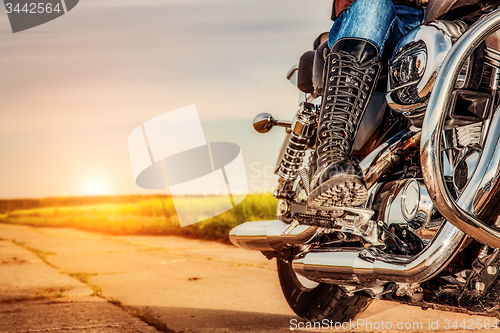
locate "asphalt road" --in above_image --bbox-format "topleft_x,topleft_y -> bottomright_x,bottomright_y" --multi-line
1,223 -> 498,333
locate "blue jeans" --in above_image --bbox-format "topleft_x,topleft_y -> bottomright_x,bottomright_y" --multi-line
328,0 -> 424,61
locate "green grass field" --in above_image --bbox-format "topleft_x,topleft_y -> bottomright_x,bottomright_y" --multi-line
0,194 -> 277,243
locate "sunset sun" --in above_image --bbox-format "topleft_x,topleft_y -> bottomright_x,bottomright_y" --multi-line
81,176 -> 109,196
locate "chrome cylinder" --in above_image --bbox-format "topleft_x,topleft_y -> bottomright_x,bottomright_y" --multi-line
421,8 -> 500,248
360,129 -> 420,189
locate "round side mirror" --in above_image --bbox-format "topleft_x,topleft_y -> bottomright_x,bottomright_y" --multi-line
253,113 -> 275,133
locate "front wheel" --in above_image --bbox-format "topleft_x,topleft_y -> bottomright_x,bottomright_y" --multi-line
277,259 -> 373,322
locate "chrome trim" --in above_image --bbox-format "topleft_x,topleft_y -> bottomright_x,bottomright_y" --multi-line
453,144 -> 481,193
401,179 -> 421,221
360,129 -> 421,189
385,178 -> 435,235
466,112 -> 500,216
429,20 -> 468,40
421,9 -> 500,248
229,220 -> 318,251
485,47 -> 500,68
253,113 -> 292,134
287,65 -> 299,81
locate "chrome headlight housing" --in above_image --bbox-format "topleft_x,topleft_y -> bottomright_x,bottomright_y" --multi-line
390,41 -> 427,89
386,23 -> 454,118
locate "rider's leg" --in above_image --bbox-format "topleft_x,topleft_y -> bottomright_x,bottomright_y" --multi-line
329,2 -> 424,60
308,0 -> 423,208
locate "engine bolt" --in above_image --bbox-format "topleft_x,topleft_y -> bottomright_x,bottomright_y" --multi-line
476,282 -> 485,291
278,199 -> 290,215
487,266 -> 497,275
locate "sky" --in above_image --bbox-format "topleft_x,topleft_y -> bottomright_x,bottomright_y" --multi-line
0,0 -> 333,198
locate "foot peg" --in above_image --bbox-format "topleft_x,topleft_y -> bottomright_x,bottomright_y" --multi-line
294,206 -> 375,228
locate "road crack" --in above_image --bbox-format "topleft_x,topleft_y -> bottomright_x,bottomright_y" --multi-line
0,323 -> 121,332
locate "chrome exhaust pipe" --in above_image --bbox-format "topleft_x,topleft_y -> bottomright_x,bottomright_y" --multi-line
229,220 -> 318,251
292,222 -> 466,285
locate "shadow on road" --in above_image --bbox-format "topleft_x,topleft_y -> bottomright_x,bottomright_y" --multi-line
128,305 -> 301,333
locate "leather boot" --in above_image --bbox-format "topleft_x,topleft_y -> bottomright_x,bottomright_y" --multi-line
308,38 -> 382,208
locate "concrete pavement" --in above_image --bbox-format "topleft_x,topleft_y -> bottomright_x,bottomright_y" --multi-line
0,237 -> 160,333
1,223 -> 499,333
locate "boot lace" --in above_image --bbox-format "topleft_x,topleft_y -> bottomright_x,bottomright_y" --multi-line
318,50 -> 381,164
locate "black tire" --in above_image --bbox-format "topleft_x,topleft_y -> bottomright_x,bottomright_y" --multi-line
277,258 -> 373,322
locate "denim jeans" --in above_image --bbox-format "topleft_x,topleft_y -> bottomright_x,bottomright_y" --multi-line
328,0 -> 424,61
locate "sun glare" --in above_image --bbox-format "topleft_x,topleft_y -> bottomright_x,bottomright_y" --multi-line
82,176 -> 109,196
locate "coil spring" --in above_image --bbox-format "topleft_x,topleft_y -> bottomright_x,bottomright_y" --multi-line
277,131 -> 309,181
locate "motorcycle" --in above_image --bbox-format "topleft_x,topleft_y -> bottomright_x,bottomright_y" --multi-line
230,0 -> 500,323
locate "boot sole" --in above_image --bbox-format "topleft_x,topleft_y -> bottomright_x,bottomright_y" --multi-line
307,174 -> 368,209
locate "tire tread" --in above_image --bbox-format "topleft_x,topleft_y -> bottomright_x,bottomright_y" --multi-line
277,259 -> 373,322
